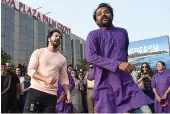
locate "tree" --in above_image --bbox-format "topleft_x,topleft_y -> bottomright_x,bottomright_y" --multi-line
76,59 -> 89,72
1,49 -> 15,72
1,49 -> 12,63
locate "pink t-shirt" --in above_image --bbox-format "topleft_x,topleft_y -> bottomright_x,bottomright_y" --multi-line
27,47 -> 69,95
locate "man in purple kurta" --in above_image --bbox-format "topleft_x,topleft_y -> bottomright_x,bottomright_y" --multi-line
56,71 -> 75,113
85,3 -> 153,113
152,61 -> 170,113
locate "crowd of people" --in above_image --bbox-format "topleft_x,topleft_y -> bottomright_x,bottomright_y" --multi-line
1,63 -> 30,113
1,2 -> 170,113
1,60 -> 170,113
131,61 -> 170,113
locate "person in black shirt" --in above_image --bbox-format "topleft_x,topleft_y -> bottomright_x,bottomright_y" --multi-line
137,62 -> 155,112
1,63 -> 11,113
6,62 -> 20,112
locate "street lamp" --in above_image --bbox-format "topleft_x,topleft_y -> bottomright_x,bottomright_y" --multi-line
35,7 -> 42,10
44,12 -> 51,15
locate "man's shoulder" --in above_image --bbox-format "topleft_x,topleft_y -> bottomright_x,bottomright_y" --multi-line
31,48 -> 45,56
34,47 -> 45,53
88,29 -> 101,36
57,51 -> 67,61
114,27 -> 128,33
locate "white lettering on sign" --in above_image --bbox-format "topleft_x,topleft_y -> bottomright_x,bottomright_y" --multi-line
128,44 -> 159,54
2,0 -> 71,34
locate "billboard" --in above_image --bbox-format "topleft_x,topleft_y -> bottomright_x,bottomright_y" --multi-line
128,35 -> 170,58
128,35 -> 170,72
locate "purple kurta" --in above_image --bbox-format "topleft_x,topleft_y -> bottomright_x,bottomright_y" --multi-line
56,72 -> 75,113
152,70 -> 170,113
85,26 -> 153,113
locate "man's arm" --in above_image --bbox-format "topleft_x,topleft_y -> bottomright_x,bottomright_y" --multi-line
27,49 -> 48,82
60,60 -> 70,93
85,31 -> 121,72
1,76 -> 11,95
60,60 -> 71,103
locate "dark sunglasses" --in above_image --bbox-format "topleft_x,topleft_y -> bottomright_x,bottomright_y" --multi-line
142,66 -> 148,68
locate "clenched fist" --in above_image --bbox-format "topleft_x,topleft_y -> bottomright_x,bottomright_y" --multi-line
118,62 -> 134,73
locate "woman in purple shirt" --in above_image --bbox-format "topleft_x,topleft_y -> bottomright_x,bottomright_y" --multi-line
152,61 -> 170,113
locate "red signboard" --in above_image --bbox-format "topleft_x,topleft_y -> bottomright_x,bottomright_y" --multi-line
2,0 -> 71,34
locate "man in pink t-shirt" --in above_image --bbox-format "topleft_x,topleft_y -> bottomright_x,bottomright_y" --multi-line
24,29 -> 71,113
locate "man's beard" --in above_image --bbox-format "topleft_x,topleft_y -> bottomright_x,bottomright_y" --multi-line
50,40 -> 60,48
98,19 -> 112,28
97,16 -> 112,28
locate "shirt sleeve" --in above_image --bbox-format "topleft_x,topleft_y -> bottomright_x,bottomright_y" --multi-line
27,49 -> 40,77
59,60 -> 69,86
85,31 -> 121,72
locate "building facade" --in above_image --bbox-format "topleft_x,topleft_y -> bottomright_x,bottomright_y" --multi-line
1,0 -> 85,66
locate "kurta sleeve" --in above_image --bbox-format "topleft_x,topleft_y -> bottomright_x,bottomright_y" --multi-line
167,74 -> 170,86
151,75 -> 156,89
85,31 -> 121,72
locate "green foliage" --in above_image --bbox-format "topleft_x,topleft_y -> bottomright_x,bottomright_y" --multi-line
1,49 -> 12,64
1,49 -> 15,72
76,59 -> 89,72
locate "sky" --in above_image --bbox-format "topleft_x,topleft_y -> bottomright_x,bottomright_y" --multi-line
19,0 -> 170,42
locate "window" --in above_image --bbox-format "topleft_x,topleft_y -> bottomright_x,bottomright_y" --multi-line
5,19 -> 10,29
19,34 -> 28,43
1,37 -> 5,45
38,34 -> 46,41
1,18 -> 5,27
9,30 -> 14,41
19,43 -> 27,51
19,26 -> 28,34
19,17 -> 28,27
28,29 -> 34,38
18,50 -> 27,61
14,41 -> 19,50
38,22 -> 45,34
28,38 -> 34,46
10,39 -> 14,48
5,37 -> 10,47
4,45 -> 10,55
14,49 -> 19,60
10,48 -> 14,58
38,41 -> 45,48
1,26 -> 5,37
9,21 -> 15,31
